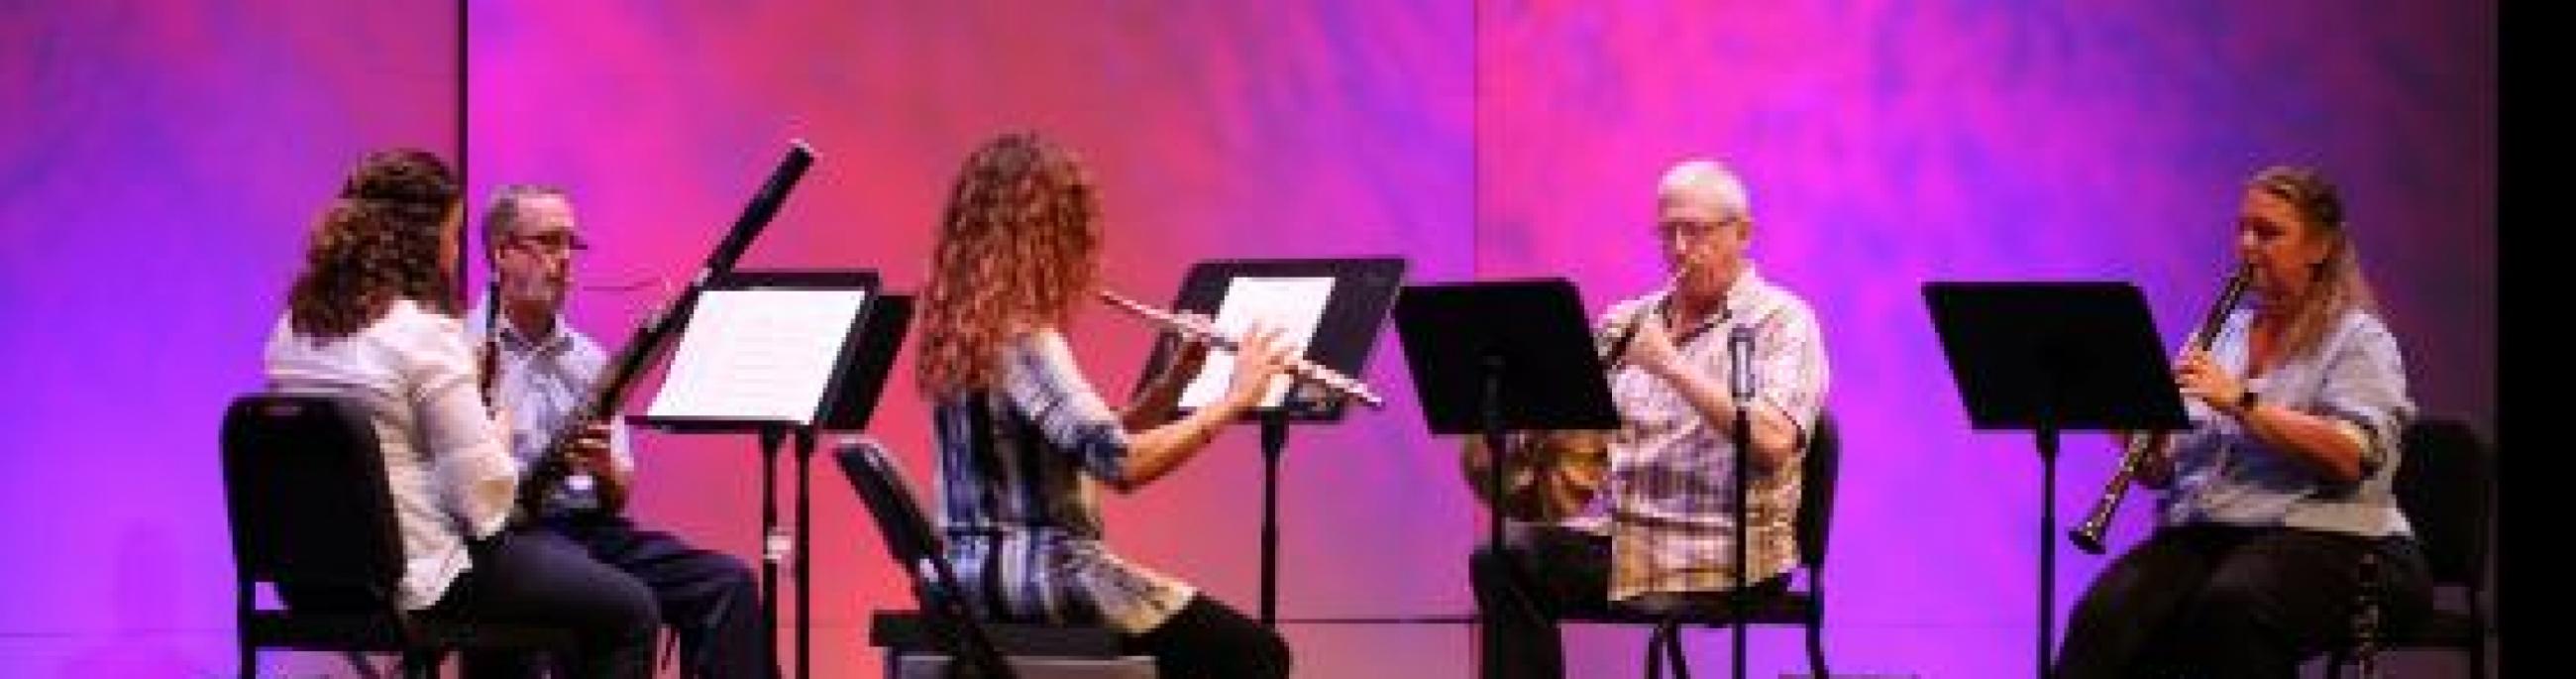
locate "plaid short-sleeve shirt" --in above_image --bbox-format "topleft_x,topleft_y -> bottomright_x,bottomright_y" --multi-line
1581,266 -> 1830,602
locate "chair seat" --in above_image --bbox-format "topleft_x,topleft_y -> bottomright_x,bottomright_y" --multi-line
245,610 -> 577,652
869,611 -> 1128,657
1563,590 -> 1821,627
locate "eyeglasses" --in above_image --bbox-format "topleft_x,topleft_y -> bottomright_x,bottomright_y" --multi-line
1657,216 -> 1743,242
504,230 -> 590,255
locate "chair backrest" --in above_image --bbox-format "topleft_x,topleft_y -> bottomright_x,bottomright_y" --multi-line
1794,411 -> 1840,572
834,436 -> 1016,679
220,393 -> 407,610
2396,417 -> 2492,590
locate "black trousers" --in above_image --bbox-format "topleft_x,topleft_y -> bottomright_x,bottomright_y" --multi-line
2056,523 -> 2433,679
530,513 -> 778,679
1468,524 -> 1785,679
1124,595 -> 1292,679
279,526 -> 660,678
395,526 -> 666,678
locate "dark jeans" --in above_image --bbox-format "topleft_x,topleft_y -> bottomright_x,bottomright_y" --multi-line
1468,524 -> 1786,679
542,513 -> 778,679
274,526 -> 660,679
2056,523 -> 2433,679
1125,595 -> 1292,679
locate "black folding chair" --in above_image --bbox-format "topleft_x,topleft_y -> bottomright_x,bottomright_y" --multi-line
1564,411 -> 1839,679
833,436 -> 1154,678
2327,417 -> 2495,678
221,393 -> 573,679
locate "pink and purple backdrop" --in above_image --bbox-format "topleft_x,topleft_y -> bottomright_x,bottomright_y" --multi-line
3,0 -> 2492,676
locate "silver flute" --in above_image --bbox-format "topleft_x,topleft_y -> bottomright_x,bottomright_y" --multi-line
1097,289 -> 1386,409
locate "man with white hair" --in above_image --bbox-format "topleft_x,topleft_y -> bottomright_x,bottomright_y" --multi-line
1467,159 -> 1832,679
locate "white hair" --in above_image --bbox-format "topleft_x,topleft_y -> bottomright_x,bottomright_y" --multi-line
1658,159 -> 1751,219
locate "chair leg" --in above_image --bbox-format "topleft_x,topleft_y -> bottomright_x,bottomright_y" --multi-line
2323,649 -> 2348,679
1644,623 -> 1666,679
237,642 -> 254,679
2472,640 -> 2489,679
1805,620 -> 1829,679
1663,622 -> 1692,679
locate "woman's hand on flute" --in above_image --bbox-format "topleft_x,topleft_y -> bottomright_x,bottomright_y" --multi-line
1219,322 -> 1293,412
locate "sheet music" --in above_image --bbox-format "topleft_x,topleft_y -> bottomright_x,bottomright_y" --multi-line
644,288 -> 870,424
1179,276 -> 1337,409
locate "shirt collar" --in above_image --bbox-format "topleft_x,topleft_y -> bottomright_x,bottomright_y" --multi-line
468,296 -> 574,354
1651,263 -> 1765,339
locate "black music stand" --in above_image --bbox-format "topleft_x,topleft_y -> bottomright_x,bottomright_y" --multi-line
1391,278 -> 1621,589
634,270 -> 900,679
1130,257 -> 1407,626
1923,282 -> 2190,679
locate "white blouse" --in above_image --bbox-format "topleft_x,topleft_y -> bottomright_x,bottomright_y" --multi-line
264,299 -> 519,610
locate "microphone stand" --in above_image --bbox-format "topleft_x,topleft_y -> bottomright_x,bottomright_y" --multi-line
1728,324 -> 1755,679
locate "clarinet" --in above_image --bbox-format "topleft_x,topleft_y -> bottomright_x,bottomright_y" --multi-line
504,140 -> 816,524
2068,264 -> 2252,554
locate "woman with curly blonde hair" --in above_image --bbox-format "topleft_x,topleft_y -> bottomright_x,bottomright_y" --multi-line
265,149 -> 657,679
2057,166 -> 2431,677
914,132 -> 1294,678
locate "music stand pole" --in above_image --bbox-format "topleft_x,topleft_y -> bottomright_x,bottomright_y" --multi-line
1259,407 -> 1288,627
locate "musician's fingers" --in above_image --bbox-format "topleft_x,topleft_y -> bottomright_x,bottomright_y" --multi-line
1240,324 -> 1284,356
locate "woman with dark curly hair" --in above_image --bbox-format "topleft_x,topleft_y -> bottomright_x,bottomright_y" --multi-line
264,148 -> 657,679
914,132 -> 1295,678
2056,166 -> 2433,678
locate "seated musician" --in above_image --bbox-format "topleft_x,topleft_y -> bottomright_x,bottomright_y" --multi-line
2055,166 -> 2432,677
913,132 -> 1295,678
464,185 -> 775,679
1466,159 -> 1831,679
263,149 -> 658,679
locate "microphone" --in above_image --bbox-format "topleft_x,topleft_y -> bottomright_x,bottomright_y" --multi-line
1727,324 -> 1756,403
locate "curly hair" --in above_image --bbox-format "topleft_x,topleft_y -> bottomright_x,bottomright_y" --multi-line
915,132 -> 1104,397
285,148 -> 462,339
2249,165 -> 2380,361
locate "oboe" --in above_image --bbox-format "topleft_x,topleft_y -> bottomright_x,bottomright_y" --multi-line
1601,261 -> 1699,370
2069,264 -> 2253,554
1096,289 -> 1386,409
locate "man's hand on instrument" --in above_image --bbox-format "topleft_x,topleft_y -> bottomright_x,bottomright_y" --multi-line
565,421 -> 616,475
1627,310 -> 1682,378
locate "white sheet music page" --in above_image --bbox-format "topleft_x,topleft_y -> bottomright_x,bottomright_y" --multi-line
645,288 -> 870,424
1178,276 -> 1337,409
